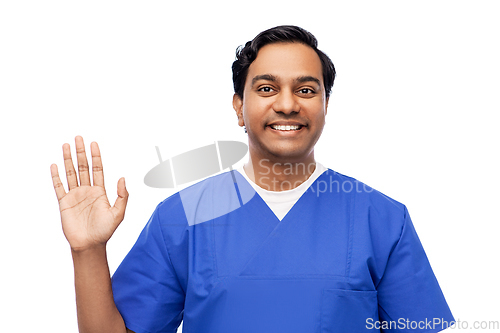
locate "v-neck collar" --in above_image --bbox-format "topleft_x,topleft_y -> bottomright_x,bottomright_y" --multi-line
234,164 -> 328,222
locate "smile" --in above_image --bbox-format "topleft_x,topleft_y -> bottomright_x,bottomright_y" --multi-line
269,124 -> 304,131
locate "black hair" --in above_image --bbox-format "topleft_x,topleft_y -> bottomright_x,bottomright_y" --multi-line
232,25 -> 336,99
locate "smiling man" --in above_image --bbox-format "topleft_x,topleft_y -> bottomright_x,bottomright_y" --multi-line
52,25 -> 454,333
233,41 -> 329,191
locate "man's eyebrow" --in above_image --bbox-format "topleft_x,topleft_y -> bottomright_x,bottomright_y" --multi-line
251,74 -> 279,87
294,76 -> 321,86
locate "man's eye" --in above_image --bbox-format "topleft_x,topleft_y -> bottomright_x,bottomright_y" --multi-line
258,86 -> 274,93
298,88 -> 314,94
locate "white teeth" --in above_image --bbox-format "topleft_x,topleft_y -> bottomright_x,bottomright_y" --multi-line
271,125 -> 301,131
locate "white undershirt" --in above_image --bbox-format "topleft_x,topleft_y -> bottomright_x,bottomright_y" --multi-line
236,162 -> 327,220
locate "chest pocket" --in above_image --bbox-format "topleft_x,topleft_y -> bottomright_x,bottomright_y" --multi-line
321,289 -> 378,333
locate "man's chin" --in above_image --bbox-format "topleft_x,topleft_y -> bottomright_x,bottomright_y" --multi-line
263,147 -> 314,164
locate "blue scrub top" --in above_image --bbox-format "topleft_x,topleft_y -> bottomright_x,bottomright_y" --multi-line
112,169 -> 454,333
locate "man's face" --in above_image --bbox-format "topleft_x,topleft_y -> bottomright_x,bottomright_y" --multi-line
233,42 -> 329,164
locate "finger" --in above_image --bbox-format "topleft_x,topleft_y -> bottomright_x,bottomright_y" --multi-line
50,164 -> 67,201
75,136 -> 91,186
63,143 -> 78,190
111,177 -> 129,224
91,141 -> 105,187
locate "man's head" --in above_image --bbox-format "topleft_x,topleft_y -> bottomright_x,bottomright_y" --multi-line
232,26 -> 335,166
232,25 -> 336,100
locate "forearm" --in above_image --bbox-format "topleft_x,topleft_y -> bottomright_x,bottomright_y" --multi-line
72,245 -> 127,333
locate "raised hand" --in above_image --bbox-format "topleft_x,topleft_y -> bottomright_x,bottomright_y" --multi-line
50,136 -> 129,252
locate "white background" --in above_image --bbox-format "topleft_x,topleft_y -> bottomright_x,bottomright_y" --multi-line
1,1 -> 499,332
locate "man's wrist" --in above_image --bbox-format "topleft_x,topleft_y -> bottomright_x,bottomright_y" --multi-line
71,243 -> 107,257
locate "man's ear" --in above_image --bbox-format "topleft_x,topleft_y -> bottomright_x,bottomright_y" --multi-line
232,93 -> 245,127
325,96 -> 329,116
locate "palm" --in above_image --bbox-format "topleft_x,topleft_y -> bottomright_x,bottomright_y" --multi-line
51,136 -> 128,251
60,186 -> 114,249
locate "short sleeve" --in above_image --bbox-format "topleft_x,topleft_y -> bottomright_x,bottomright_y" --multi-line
376,206 -> 454,332
112,205 -> 185,333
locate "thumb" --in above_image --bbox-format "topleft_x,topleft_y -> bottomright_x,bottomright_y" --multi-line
111,177 -> 129,223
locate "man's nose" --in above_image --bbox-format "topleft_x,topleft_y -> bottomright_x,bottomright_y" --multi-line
272,90 -> 300,114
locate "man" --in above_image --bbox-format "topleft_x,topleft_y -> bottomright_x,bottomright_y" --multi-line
51,25 -> 454,333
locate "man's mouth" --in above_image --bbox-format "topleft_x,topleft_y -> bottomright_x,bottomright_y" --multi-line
268,124 -> 304,131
